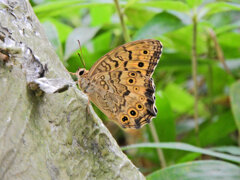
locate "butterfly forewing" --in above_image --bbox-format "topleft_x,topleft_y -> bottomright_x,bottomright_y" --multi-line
88,39 -> 162,77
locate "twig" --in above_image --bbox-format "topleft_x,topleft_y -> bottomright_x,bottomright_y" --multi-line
113,0 -> 130,42
207,35 -> 214,118
208,28 -> 232,76
149,123 -> 166,168
192,13 -> 200,145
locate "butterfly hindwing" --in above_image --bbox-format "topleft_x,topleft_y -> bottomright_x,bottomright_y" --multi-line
88,70 -> 157,128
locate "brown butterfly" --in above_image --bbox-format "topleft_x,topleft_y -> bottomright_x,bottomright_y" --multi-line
73,39 -> 163,129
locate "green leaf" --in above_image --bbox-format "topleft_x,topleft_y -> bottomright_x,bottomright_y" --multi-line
34,0 -> 85,18
132,1 -> 190,12
206,65 -> 234,95
184,112 -> 237,146
177,152 -> 201,163
150,91 -> 176,161
64,26 -> 100,60
204,2 -> 240,17
199,113 -> 236,146
93,31 -> 112,54
133,12 -> 184,40
90,6 -> 112,26
218,32 -> 240,59
154,91 -> 175,142
147,160 -> 240,180
212,146 -> 240,156
34,0 -> 114,19
186,0 -> 202,8
164,83 -> 193,113
164,83 -> 205,115
230,81 -> 240,132
45,19 -> 73,44
215,21 -> 240,35
42,21 -> 63,59
125,7 -> 156,28
219,33 -> 240,48
165,23 -> 210,57
121,142 -> 240,163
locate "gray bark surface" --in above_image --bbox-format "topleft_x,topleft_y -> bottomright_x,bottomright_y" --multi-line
0,0 -> 145,179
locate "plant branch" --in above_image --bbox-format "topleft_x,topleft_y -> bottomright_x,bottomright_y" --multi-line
206,34 -> 214,118
113,0 -> 131,42
149,123 -> 166,168
208,28 -> 232,76
192,13 -> 200,145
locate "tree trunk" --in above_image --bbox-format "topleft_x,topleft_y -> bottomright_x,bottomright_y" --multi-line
0,0 -> 145,179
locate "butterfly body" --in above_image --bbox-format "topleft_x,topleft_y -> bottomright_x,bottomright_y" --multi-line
75,39 -> 163,129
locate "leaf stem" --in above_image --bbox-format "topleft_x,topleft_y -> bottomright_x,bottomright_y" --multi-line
207,33 -> 214,118
208,28 -> 232,76
113,0 -> 130,42
192,13 -> 200,145
149,123 -> 166,168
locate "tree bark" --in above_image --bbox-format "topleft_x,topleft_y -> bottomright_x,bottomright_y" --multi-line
0,0 -> 145,179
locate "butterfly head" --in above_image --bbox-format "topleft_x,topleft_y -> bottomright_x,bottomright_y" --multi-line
76,68 -> 89,78
74,68 -> 91,93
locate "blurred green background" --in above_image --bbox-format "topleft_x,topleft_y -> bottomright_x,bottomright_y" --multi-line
31,0 -> 240,179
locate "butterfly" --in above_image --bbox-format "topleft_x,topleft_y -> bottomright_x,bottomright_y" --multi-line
73,39 -> 163,129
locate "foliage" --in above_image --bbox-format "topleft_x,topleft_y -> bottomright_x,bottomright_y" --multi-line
31,0 -> 240,178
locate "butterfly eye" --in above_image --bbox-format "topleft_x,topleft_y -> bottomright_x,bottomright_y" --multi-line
104,85 -> 109,90
100,80 -> 105,85
138,62 -> 144,67
136,103 -> 144,110
121,115 -> 129,123
134,86 -> 139,92
79,70 -> 84,76
128,108 -> 138,117
140,95 -> 145,101
129,72 -> 136,77
127,78 -> 136,85
143,50 -> 148,54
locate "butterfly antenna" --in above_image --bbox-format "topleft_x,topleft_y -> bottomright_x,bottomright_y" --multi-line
77,40 -> 86,68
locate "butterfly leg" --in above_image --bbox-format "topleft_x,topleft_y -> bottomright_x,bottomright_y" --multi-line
86,98 -> 91,115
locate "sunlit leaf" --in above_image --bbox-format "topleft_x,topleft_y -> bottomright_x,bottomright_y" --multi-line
122,142 -> 240,163
90,6 -> 112,26
186,0 -> 202,8
212,146 -> 240,156
215,21 -> 240,35
164,83 -> 205,115
43,18 -> 73,43
132,1 -> 190,12
125,7 -> 156,28
64,26 -> 100,60
177,152 -> 201,163
42,21 -> 63,59
230,81 -> 240,132
134,12 -> 184,40
154,91 -> 175,142
147,160 -> 240,180
34,0 -> 114,19
204,2 -> 240,16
